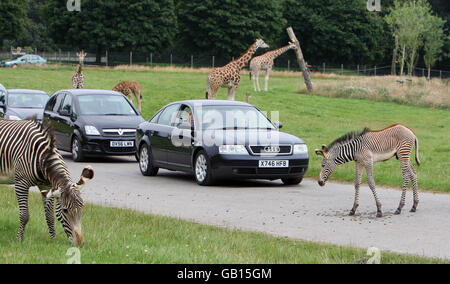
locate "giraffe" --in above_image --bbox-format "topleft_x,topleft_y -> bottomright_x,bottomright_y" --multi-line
206,38 -> 269,101
113,81 -> 143,111
249,42 -> 296,92
72,51 -> 87,89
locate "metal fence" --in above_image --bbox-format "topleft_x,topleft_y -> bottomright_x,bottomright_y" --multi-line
1,49 -> 449,79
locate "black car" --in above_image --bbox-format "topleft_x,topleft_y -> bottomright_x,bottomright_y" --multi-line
43,89 -> 145,162
0,89 -> 49,121
136,100 -> 309,186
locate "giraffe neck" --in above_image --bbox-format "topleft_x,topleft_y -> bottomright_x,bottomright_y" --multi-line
267,45 -> 293,60
232,41 -> 259,70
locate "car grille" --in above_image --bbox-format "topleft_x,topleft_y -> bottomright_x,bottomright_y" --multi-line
102,128 -> 136,137
249,145 -> 292,156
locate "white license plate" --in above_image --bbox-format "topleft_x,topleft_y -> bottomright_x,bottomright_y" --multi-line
110,141 -> 134,148
259,160 -> 289,168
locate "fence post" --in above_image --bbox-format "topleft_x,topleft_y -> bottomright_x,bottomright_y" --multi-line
440,70 -> 442,80
129,51 -> 133,66
374,66 -> 377,76
170,53 -> 173,66
150,53 -> 153,67
287,60 -> 290,72
212,56 -> 215,68
341,64 -> 343,75
357,65 -> 360,75
106,50 -> 108,67
191,55 -> 193,69
323,62 -> 326,73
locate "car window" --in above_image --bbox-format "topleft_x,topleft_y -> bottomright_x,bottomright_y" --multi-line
150,110 -> 163,123
45,95 -> 57,112
77,94 -> 137,116
53,93 -> 65,112
7,93 -> 48,108
60,94 -> 73,114
0,90 -> 6,105
158,104 -> 181,126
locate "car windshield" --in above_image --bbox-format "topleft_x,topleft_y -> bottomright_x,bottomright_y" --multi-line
7,93 -> 49,108
78,94 -> 138,116
200,105 -> 275,130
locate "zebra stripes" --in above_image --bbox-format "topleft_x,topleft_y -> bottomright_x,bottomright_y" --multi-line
316,124 -> 420,218
0,118 -> 94,244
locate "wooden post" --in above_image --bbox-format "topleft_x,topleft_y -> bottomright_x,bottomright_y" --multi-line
287,60 -> 290,72
150,53 -> 153,67
170,53 -> 173,66
286,27 -> 313,92
357,65 -> 360,75
106,50 -> 108,67
323,62 -> 326,74
191,55 -> 194,69
341,64 -> 343,76
374,66 -> 377,76
212,56 -> 215,68
129,51 -> 133,66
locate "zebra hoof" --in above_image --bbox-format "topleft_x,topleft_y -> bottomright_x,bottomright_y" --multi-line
410,208 -> 417,213
394,209 -> 402,215
376,211 -> 383,218
349,210 -> 356,216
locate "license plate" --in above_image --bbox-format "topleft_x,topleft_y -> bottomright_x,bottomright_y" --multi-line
110,141 -> 134,148
259,160 -> 289,168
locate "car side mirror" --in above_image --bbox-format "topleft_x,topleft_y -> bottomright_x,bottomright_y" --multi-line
60,109 -> 71,117
274,122 -> 283,129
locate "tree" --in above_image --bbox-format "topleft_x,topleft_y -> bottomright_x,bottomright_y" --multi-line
423,14 -> 446,80
386,0 -> 438,76
43,0 -> 178,63
282,0 -> 391,66
176,0 -> 286,60
0,0 -> 28,45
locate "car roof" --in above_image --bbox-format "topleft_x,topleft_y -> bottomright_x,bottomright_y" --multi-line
7,89 -> 48,95
55,89 -> 123,96
174,100 -> 254,107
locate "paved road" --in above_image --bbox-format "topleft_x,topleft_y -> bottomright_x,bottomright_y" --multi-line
63,154 -> 450,260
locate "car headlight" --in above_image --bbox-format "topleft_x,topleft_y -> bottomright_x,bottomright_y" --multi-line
219,145 -> 249,155
293,144 -> 308,154
85,125 -> 101,136
8,115 -> 22,121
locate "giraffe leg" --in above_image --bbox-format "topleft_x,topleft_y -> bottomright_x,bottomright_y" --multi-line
42,194 -> 56,239
252,71 -> 258,92
395,158 -> 411,215
135,92 -> 142,112
228,85 -> 238,101
256,71 -> 261,92
365,163 -> 382,217
15,183 -> 31,241
264,69 -> 271,92
350,163 -> 364,216
409,162 -> 419,212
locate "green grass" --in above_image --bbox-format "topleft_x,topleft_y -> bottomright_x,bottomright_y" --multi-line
0,186 -> 446,264
0,66 -> 449,192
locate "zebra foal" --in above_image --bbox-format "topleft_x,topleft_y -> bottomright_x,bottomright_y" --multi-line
0,118 -> 94,244
315,124 -> 420,218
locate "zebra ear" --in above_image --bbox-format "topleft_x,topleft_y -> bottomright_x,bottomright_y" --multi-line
315,149 -> 324,157
322,145 -> 329,152
76,166 -> 94,189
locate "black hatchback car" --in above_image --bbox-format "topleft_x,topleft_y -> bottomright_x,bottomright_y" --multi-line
136,100 -> 309,186
43,89 -> 145,162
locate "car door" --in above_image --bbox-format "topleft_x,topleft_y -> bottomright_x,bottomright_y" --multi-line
149,103 -> 181,166
44,92 -> 67,150
56,93 -> 76,149
168,104 -> 194,169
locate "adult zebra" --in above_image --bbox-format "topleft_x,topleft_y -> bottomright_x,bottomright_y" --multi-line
315,124 -> 420,218
0,118 -> 94,244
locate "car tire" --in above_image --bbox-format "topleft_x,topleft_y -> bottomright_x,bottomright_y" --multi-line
194,150 -> 215,186
139,144 -> 159,176
12,64 -> 18,69
281,177 -> 303,186
72,137 -> 85,162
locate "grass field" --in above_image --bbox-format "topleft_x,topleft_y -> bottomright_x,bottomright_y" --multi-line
0,65 -> 449,192
0,185 -> 446,264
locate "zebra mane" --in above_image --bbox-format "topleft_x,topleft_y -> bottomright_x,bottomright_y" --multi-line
328,128 -> 370,149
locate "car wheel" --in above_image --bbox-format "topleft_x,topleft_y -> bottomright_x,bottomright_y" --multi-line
72,137 -> 84,162
281,177 -> 303,186
194,150 -> 214,186
139,144 -> 159,176
12,64 -> 18,69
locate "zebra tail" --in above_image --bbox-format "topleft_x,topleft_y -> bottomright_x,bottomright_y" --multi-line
415,138 -> 421,166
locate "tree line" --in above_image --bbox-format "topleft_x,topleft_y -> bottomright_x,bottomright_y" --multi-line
1,0 -> 448,70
